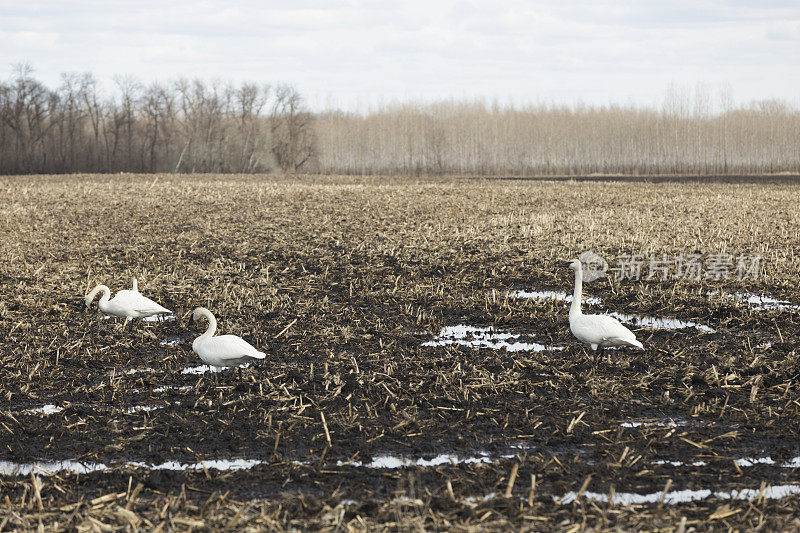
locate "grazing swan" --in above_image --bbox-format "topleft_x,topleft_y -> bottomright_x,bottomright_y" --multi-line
562,259 -> 643,355
190,307 -> 266,369
85,278 -> 172,329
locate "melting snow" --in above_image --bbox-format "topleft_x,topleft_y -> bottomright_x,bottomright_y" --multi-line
509,290 -> 603,306
25,404 -> 64,416
423,325 -> 562,352
559,484 -> 800,505
144,314 -> 175,322
0,458 -> 267,476
608,312 -> 715,332
721,292 -> 800,312
339,453 -> 495,469
181,363 -> 250,374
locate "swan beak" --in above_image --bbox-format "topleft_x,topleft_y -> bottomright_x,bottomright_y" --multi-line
558,261 -> 573,268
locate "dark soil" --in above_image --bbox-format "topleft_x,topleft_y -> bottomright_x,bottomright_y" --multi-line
1,173 -> 799,531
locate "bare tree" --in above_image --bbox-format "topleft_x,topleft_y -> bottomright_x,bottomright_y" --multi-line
270,85 -> 316,173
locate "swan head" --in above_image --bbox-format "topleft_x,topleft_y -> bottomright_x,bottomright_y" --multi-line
190,307 -> 214,327
560,259 -> 582,271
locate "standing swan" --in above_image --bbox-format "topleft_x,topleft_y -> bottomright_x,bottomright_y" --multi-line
85,278 -> 171,329
562,259 -> 643,357
190,307 -> 266,369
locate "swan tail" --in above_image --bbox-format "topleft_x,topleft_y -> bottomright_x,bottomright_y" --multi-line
629,339 -> 644,350
249,350 -> 267,360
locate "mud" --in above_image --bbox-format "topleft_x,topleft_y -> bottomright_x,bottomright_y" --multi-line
1,174 -> 800,530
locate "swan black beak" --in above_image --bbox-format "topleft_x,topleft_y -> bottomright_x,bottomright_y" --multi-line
558,261 -> 573,268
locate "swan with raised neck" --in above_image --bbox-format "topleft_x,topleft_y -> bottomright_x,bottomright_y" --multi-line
561,259 -> 643,355
190,307 -> 266,369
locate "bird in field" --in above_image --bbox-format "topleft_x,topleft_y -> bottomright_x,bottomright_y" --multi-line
85,278 -> 171,329
189,307 -> 266,370
561,259 -> 643,358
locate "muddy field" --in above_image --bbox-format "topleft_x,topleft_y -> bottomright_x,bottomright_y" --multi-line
1,174 -> 800,531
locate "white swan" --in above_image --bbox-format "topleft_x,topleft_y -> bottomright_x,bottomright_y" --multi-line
85,278 -> 172,329
563,259 -> 643,355
190,307 -> 266,369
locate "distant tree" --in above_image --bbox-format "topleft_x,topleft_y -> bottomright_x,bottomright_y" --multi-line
270,85 -> 316,173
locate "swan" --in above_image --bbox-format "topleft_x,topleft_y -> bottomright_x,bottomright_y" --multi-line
562,259 -> 643,356
85,278 -> 172,329
190,307 -> 266,369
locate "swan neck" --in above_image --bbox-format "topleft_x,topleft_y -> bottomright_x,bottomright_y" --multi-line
87,285 -> 111,307
199,309 -> 217,339
569,267 -> 583,316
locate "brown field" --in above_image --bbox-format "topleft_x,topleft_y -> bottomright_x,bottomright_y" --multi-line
1,174 -> 799,531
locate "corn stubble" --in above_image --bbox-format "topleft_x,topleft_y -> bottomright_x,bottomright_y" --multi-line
0,173 -> 799,531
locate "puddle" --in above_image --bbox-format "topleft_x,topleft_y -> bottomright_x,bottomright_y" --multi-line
25,404 -> 64,416
338,453 -> 495,469
422,325 -> 563,352
558,484 -> 800,505
607,312 -> 714,332
509,290 -> 602,306
719,292 -> 800,312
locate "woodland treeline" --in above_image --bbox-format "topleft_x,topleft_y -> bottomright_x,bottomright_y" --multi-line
1,66 -> 798,175
0,66 -> 314,174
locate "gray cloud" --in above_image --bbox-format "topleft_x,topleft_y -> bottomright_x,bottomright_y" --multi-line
1,0 -> 798,110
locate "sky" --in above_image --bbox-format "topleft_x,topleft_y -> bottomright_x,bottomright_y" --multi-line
2,0 -> 799,111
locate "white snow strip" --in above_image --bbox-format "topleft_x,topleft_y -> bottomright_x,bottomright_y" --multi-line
181,363 -> 250,374
423,325 -> 563,352
25,404 -> 64,416
153,385 -> 193,393
0,458 -> 267,476
338,453 -> 495,469
123,405 -> 159,414
558,484 -> 800,505
509,290 -> 603,306
608,312 -> 715,332
721,292 -> 800,312
144,314 -> 175,322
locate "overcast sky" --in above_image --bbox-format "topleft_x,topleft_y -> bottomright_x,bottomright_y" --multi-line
2,1 -> 799,110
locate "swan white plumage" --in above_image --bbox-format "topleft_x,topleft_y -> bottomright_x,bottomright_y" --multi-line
85,278 -> 171,328
190,307 -> 266,368
563,259 -> 643,354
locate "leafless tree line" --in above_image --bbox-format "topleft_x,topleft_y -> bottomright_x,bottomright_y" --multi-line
0,65 -> 316,174
314,88 -> 800,175
2,66 -> 798,176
